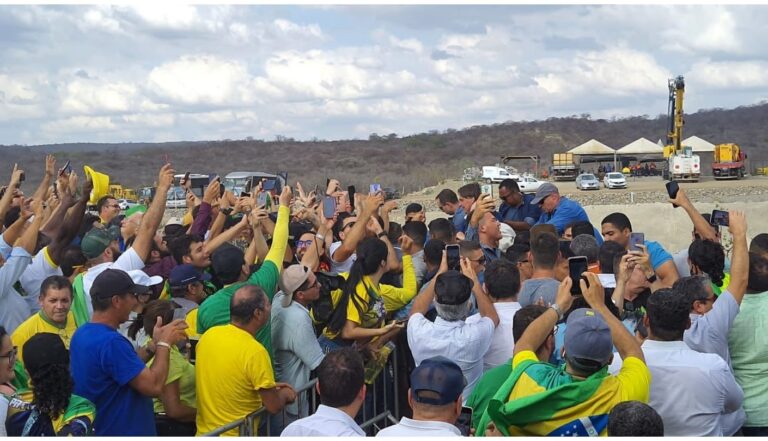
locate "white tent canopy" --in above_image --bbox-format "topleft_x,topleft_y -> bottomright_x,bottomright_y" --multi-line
683,135 -> 716,152
568,139 -> 615,155
616,137 -> 664,154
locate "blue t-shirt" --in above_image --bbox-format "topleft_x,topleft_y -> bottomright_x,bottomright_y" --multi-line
498,194 -> 541,226
645,240 -> 672,271
536,197 -> 590,236
452,206 -> 467,233
70,323 -> 155,436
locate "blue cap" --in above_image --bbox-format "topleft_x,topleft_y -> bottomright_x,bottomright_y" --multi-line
169,264 -> 211,287
410,356 -> 466,405
564,308 -> 613,365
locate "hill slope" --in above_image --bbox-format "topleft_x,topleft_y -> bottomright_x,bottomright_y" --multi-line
3,103 -> 767,193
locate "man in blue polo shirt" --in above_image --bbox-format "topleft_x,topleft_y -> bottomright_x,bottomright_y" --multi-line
601,212 -> 679,287
531,183 -> 593,237
498,179 -> 541,233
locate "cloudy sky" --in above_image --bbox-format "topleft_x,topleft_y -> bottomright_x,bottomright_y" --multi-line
1,4 -> 767,145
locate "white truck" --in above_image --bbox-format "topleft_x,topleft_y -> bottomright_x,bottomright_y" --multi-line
482,166 -> 517,183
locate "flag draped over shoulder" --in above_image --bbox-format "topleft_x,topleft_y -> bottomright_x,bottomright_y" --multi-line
485,358 -> 611,436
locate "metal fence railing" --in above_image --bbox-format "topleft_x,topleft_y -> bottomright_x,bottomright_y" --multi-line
202,345 -> 402,437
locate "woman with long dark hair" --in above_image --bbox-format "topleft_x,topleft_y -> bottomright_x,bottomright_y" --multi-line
319,235 -> 418,352
142,299 -> 197,436
5,332 -> 95,436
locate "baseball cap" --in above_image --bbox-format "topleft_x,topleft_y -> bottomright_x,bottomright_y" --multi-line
169,264 -> 212,287
81,226 -> 120,259
410,356 -> 466,405
165,217 -> 183,228
211,244 -> 245,280
564,308 -> 613,366
91,268 -> 150,299
22,333 -> 69,375
530,182 -> 560,205
278,264 -> 312,307
434,271 -> 473,306
126,269 -> 164,287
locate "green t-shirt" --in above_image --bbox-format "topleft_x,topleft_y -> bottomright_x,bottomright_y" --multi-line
148,345 -> 196,413
196,261 -> 280,356
467,359 -> 513,435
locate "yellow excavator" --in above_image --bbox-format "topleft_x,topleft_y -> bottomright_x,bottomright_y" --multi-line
662,75 -> 701,181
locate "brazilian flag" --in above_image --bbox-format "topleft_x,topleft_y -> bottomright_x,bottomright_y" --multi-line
485,356 -> 617,436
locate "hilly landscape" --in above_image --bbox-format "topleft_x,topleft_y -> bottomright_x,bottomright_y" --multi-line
2,103 -> 768,195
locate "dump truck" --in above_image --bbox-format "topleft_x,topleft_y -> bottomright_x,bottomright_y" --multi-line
551,153 -> 578,181
712,143 -> 747,180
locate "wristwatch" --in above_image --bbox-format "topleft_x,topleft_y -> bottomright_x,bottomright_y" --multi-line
646,273 -> 657,283
377,232 -> 387,239
550,303 -> 563,321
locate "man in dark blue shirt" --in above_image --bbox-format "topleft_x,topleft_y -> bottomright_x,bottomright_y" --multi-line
70,269 -> 187,435
497,179 -> 541,232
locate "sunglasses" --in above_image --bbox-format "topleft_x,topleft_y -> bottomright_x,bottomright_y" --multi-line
468,256 -> 487,265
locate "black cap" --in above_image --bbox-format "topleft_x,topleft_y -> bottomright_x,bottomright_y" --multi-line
434,270 -> 473,305
91,268 -> 150,299
211,244 -> 245,279
22,333 -> 69,375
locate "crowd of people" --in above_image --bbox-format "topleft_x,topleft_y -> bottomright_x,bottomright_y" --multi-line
1,156 -> 767,437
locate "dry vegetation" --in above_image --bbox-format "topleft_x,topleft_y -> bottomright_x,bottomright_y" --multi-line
3,103 -> 768,193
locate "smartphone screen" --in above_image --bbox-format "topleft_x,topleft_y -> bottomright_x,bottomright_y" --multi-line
172,308 -> 186,321
455,406 -> 473,436
257,191 -> 269,207
348,185 -> 356,211
481,183 -> 493,198
60,160 -> 72,176
711,210 -> 729,227
370,183 -> 381,194
569,256 -> 589,295
208,174 -> 218,184
446,244 -> 460,271
629,232 -> 645,252
181,171 -> 190,186
322,196 -> 337,219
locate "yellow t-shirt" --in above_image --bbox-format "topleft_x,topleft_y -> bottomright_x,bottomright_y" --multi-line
322,255 -> 418,339
11,311 -> 77,364
185,308 -> 199,338
195,324 -> 275,436
147,345 -> 196,414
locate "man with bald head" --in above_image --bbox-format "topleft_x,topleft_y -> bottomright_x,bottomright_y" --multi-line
195,285 -> 296,435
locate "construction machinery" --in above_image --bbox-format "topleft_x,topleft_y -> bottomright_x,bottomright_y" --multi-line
712,143 -> 747,180
551,153 -> 578,181
662,75 -> 700,181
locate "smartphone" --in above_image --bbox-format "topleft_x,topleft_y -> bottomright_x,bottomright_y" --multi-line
629,232 -> 645,252
240,192 -> 251,198
188,338 -> 199,364
322,196 -> 337,219
181,171 -> 190,186
208,174 -> 219,184
370,183 -> 381,194
257,191 -> 269,207
19,171 -> 25,182
348,185 -> 356,211
219,182 -> 226,198
59,160 -> 72,177
666,181 -> 679,207
711,209 -> 729,227
568,256 -> 589,295
455,406 -> 473,437
446,244 -> 460,271
481,184 -> 493,198
263,179 -> 276,191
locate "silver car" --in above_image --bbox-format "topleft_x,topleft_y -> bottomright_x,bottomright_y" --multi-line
575,173 -> 600,191
603,172 -> 627,189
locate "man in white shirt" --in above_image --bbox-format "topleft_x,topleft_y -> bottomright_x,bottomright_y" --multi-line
407,264 -> 499,402
377,356 -> 464,437
281,348 -> 365,437
609,288 -> 743,436
271,264 -> 325,433
466,259 -> 521,371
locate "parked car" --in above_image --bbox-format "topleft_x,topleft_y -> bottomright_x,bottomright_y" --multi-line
117,198 -> 138,210
516,176 -> 545,194
603,172 -> 627,189
575,174 -> 600,191
382,187 -> 400,200
482,166 -> 515,183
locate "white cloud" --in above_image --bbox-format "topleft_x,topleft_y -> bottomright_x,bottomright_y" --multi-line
81,7 -> 123,33
60,78 -> 139,114
686,60 -> 768,89
42,115 -> 116,133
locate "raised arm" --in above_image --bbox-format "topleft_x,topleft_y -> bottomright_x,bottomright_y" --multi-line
582,272 -> 644,362
514,277 -> 574,355
726,210 -> 748,304
461,256 -> 499,326
261,187 -> 292,272
669,187 -> 718,242
129,318 -> 187,397
131,164 -> 173,262
410,250 -> 447,317
0,164 -> 24,225
31,155 -> 56,203
203,214 -> 249,255
14,199 -> 44,254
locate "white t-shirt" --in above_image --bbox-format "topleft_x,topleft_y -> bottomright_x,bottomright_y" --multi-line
466,301 -> 521,372
20,247 -> 63,313
0,394 -> 8,437
82,247 -> 145,317
376,417 -> 461,437
329,241 -> 356,274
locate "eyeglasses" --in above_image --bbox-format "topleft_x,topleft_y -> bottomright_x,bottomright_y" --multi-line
296,240 -> 313,248
0,346 -> 18,361
468,256 -> 487,265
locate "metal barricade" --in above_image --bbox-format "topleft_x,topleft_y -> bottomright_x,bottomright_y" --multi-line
202,344 -> 403,436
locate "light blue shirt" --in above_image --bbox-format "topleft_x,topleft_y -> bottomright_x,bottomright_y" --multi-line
0,247 -> 34,332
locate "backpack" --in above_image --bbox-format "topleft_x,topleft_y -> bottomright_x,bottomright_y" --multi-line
309,271 -> 346,334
